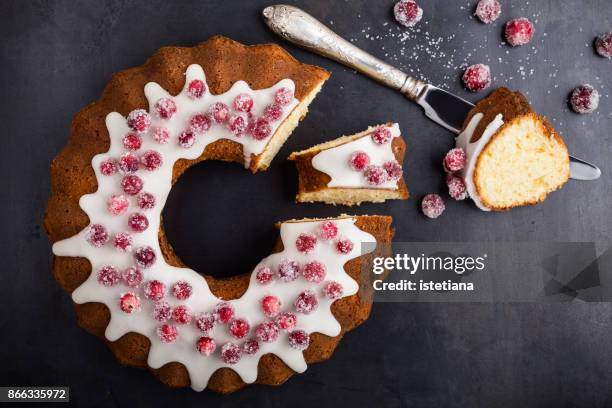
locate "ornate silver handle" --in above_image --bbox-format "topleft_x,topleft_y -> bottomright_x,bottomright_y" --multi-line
262,4 -> 426,100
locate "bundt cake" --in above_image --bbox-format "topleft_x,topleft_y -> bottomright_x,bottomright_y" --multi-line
457,87 -> 570,211
44,36 -> 395,393
289,123 -> 409,205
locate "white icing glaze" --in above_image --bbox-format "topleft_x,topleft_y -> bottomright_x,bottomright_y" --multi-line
51,64 -> 378,391
455,113 -> 504,212
311,123 -> 401,189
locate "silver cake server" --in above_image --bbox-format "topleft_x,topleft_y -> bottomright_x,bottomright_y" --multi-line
263,4 -> 601,181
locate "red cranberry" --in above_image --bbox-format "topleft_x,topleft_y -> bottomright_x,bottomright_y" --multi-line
153,301 -> 172,322
371,127 -> 392,144
462,64 -> 492,92
107,194 -> 129,215
474,0 -> 501,24
278,259 -> 300,282
171,281 -> 192,300
255,321 -> 279,343
275,87 -> 294,106
323,281 -> 344,300
275,312 -> 297,331
261,295 -> 281,317
364,165 -> 388,186
249,117 -> 272,140
144,279 -> 166,301
336,238 -> 354,254
288,329 -> 310,350
118,152 -> 139,174
303,261 -> 326,283
121,266 -> 143,288
233,93 -> 253,112
187,79 -> 206,99
393,0 -> 423,27
446,174 -> 468,200
122,132 -> 142,151
137,192 -> 156,210
263,104 -> 283,122
134,246 -> 156,268
296,232 -> 317,254
227,114 -> 247,136
229,318 -> 250,339
595,32 -> 612,58
256,266 -> 274,285
243,339 -> 259,355
128,212 -> 149,233
209,102 -> 230,123
505,18 -> 534,46
172,305 -> 192,325
154,98 -> 177,119
97,265 -> 120,286
127,109 -> 151,133
85,224 -> 109,247
100,159 -> 117,176
421,194 -> 445,219
113,232 -> 133,252
570,85 -> 599,114
152,127 -> 170,144
383,161 -> 403,181
294,290 -> 318,314
189,114 -> 211,134
221,342 -> 242,364
214,302 -> 235,323
119,292 -> 141,313
196,336 -> 216,356
349,150 -> 370,171
195,312 -> 216,333
141,150 -> 163,171
121,175 -> 143,196
318,221 -> 338,240
178,131 -> 196,148
443,148 -> 467,172
157,324 -> 178,343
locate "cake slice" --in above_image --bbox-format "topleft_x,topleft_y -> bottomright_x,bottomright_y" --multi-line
289,123 -> 409,205
457,87 -> 570,211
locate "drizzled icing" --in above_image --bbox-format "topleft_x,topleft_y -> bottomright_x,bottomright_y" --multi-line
455,113 -> 504,211
51,64 -> 378,391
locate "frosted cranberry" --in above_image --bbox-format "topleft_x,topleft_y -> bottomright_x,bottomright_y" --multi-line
255,321 -> 279,343
349,151 -> 370,171
154,98 -> 177,119
121,175 -> 143,196
278,259 -> 300,282
189,114 -> 211,134
372,127 -> 392,144
144,279 -> 165,300
243,339 -> 259,355
100,159 -> 117,176
153,301 -> 172,322
128,212 -> 149,233
318,221 -> 338,240
229,318 -> 250,339
288,330 -> 310,350
187,79 -> 206,98
134,246 -> 156,268
446,174 -> 468,200
121,266 -> 143,288
127,109 -> 151,133
474,0 -> 501,24
137,192 -> 156,210
336,238 -> 354,254
85,224 -> 109,247
141,150 -> 163,171
570,85 -> 599,114
462,64 -> 492,92
393,0 -> 423,27
505,18 -> 534,46
119,292 -> 141,313
296,232 -> 317,254
323,281 -> 344,300
122,132 -> 142,151
303,261 -> 326,283
595,32 -> 612,58
256,266 -> 274,285
443,148 -> 467,172
261,295 -> 281,317
364,165 -> 388,186
275,87 -> 294,106
178,131 -> 196,148
227,114 -> 247,136
221,342 -> 242,364
196,336 -> 216,356
294,290 -> 318,314
97,265 -> 120,286
107,194 -> 129,215
263,104 -> 283,122
421,194 -> 445,219
171,281 -> 192,300
249,117 -> 272,140
214,302 -> 235,323
157,324 -> 178,343
275,312 -> 297,331
152,127 -> 170,144
233,93 -> 254,112
113,232 -> 133,252
383,161 -> 403,181
209,102 -> 230,123
172,305 -> 192,325
118,152 -> 139,174
195,312 -> 216,332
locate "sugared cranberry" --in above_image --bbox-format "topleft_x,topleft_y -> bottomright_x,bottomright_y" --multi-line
127,109 -> 151,133
296,232 -> 317,254
256,266 -> 274,285
462,64 -> 492,92
113,232 -> 133,252
263,104 -> 283,122
137,192 -> 156,210
233,93 -> 253,112
152,127 -> 170,144
275,312 -> 297,331
393,0 -> 423,27
318,221 -> 338,241
349,151 -> 370,171
134,246 -> 156,268
189,114 -> 211,134
178,131 -> 196,148
249,117 -> 272,140
140,150 -> 163,171
278,259 -> 300,282
570,84 -> 599,114
107,194 -> 129,215
97,265 -> 120,286
372,127 -> 392,144
221,342 -> 242,364
364,165 -> 388,186
243,339 -> 259,355
421,194 -> 445,219
172,305 -> 192,325
157,324 -> 178,343
119,292 -> 141,313
474,0 -> 501,24
383,161 -> 403,181
286,330 -> 310,353
323,281 -> 344,300
171,281 -> 192,300
153,301 -> 172,322
187,79 -> 206,99
121,175 -> 143,196
227,114 -> 247,136
255,321 -> 279,343
303,261 -> 326,283
214,302 -> 235,323
294,290 -> 318,314
144,279 -> 166,301
229,318 -> 250,339
154,98 -> 177,119
196,336 -> 216,356
505,18 -> 534,46
275,87 -> 294,106
118,152 -> 139,174
446,174 -> 468,200
195,312 -> 216,333
595,32 -> 612,58
121,266 -> 143,288
122,133 -> 142,151
128,213 -> 149,233
209,102 -> 230,123
100,159 -> 117,176
336,238 -> 354,254
85,224 -> 109,247
261,295 -> 281,317
443,147 -> 467,172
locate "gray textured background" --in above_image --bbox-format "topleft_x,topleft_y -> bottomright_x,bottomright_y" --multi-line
1,0 -> 611,406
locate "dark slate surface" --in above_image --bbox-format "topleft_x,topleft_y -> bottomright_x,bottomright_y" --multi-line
1,0 -> 611,406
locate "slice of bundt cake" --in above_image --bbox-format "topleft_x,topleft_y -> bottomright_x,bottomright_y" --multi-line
289,123 -> 409,206
457,87 -> 570,211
